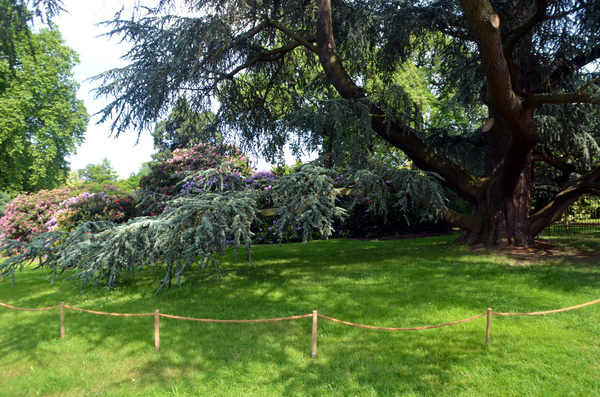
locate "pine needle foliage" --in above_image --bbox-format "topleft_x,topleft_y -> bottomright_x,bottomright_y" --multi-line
1,164 -> 447,293
48,0 -> 600,246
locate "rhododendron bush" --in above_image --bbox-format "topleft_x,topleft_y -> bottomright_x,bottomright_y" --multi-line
140,143 -> 252,196
1,142 -> 448,294
0,188 -> 76,242
0,185 -> 139,242
52,190 -> 139,232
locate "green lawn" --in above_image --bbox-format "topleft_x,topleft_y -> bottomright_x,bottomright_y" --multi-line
1,235 -> 600,396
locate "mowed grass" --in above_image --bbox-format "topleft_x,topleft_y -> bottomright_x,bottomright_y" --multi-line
1,235 -> 600,396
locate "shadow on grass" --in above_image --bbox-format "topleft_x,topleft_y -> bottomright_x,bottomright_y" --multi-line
1,236 -> 600,395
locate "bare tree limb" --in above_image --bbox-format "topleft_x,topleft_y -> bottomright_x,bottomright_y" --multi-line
523,77 -> 600,108
222,38 -> 313,79
267,19 -> 319,55
529,164 -> 600,235
221,20 -> 269,54
542,44 -> 600,91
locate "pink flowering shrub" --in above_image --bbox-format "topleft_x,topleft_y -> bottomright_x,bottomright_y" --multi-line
0,183 -> 141,242
52,189 -> 139,232
140,143 -> 253,196
0,188 -> 76,242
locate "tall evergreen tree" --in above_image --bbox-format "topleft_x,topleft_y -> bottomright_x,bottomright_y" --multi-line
92,0 -> 600,247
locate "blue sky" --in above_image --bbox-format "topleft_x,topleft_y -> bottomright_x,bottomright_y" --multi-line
54,0 -> 312,179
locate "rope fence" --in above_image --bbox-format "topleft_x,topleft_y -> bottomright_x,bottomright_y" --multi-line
1,298 -> 599,357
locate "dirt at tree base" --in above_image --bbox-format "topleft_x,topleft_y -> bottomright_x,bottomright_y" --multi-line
467,240 -> 600,265
346,233 -> 599,265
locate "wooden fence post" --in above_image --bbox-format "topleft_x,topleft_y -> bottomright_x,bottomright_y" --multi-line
155,310 -> 160,352
486,308 -> 492,345
60,302 -> 65,339
311,310 -> 317,358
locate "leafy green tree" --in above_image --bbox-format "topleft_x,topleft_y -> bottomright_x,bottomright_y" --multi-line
77,158 -> 118,185
0,190 -> 10,217
116,162 -> 152,192
151,97 -> 222,162
0,24 -> 88,195
0,0 -> 63,70
91,0 -> 600,247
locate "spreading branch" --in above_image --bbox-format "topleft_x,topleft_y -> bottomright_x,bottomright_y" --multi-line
266,19 -> 319,55
222,36 -> 315,79
315,0 -> 482,202
529,164 -> 600,235
542,45 -> 600,91
523,77 -> 600,109
503,0 -> 547,56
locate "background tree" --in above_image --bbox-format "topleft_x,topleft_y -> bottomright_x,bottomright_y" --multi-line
0,190 -> 10,217
0,0 -> 64,70
77,158 -> 119,185
151,97 -> 222,162
121,162 -> 152,191
0,24 -> 88,195
92,0 -> 600,247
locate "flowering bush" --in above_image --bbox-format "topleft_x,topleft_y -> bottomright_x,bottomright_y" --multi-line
243,170 -> 279,191
0,182 -> 141,242
140,143 -> 253,196
51,189 -> 140,232
0,188 -> 76,242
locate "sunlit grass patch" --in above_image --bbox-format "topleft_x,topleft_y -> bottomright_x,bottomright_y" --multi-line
1,235 -> 599,396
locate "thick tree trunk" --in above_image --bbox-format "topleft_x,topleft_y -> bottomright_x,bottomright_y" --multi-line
315,0 -> 598,247
455,171 -> 534,246
455,114 -> 537,247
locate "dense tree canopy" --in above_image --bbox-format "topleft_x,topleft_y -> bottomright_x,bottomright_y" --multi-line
4,0 -> 600,294
0,25 -> 88,195
91,0 -> 600,247
0,0 -> 64,70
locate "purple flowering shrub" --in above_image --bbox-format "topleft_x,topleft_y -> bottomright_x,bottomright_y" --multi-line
243,170 -> 279,191
0,188 -> 76,242
140,143 -> 253,196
